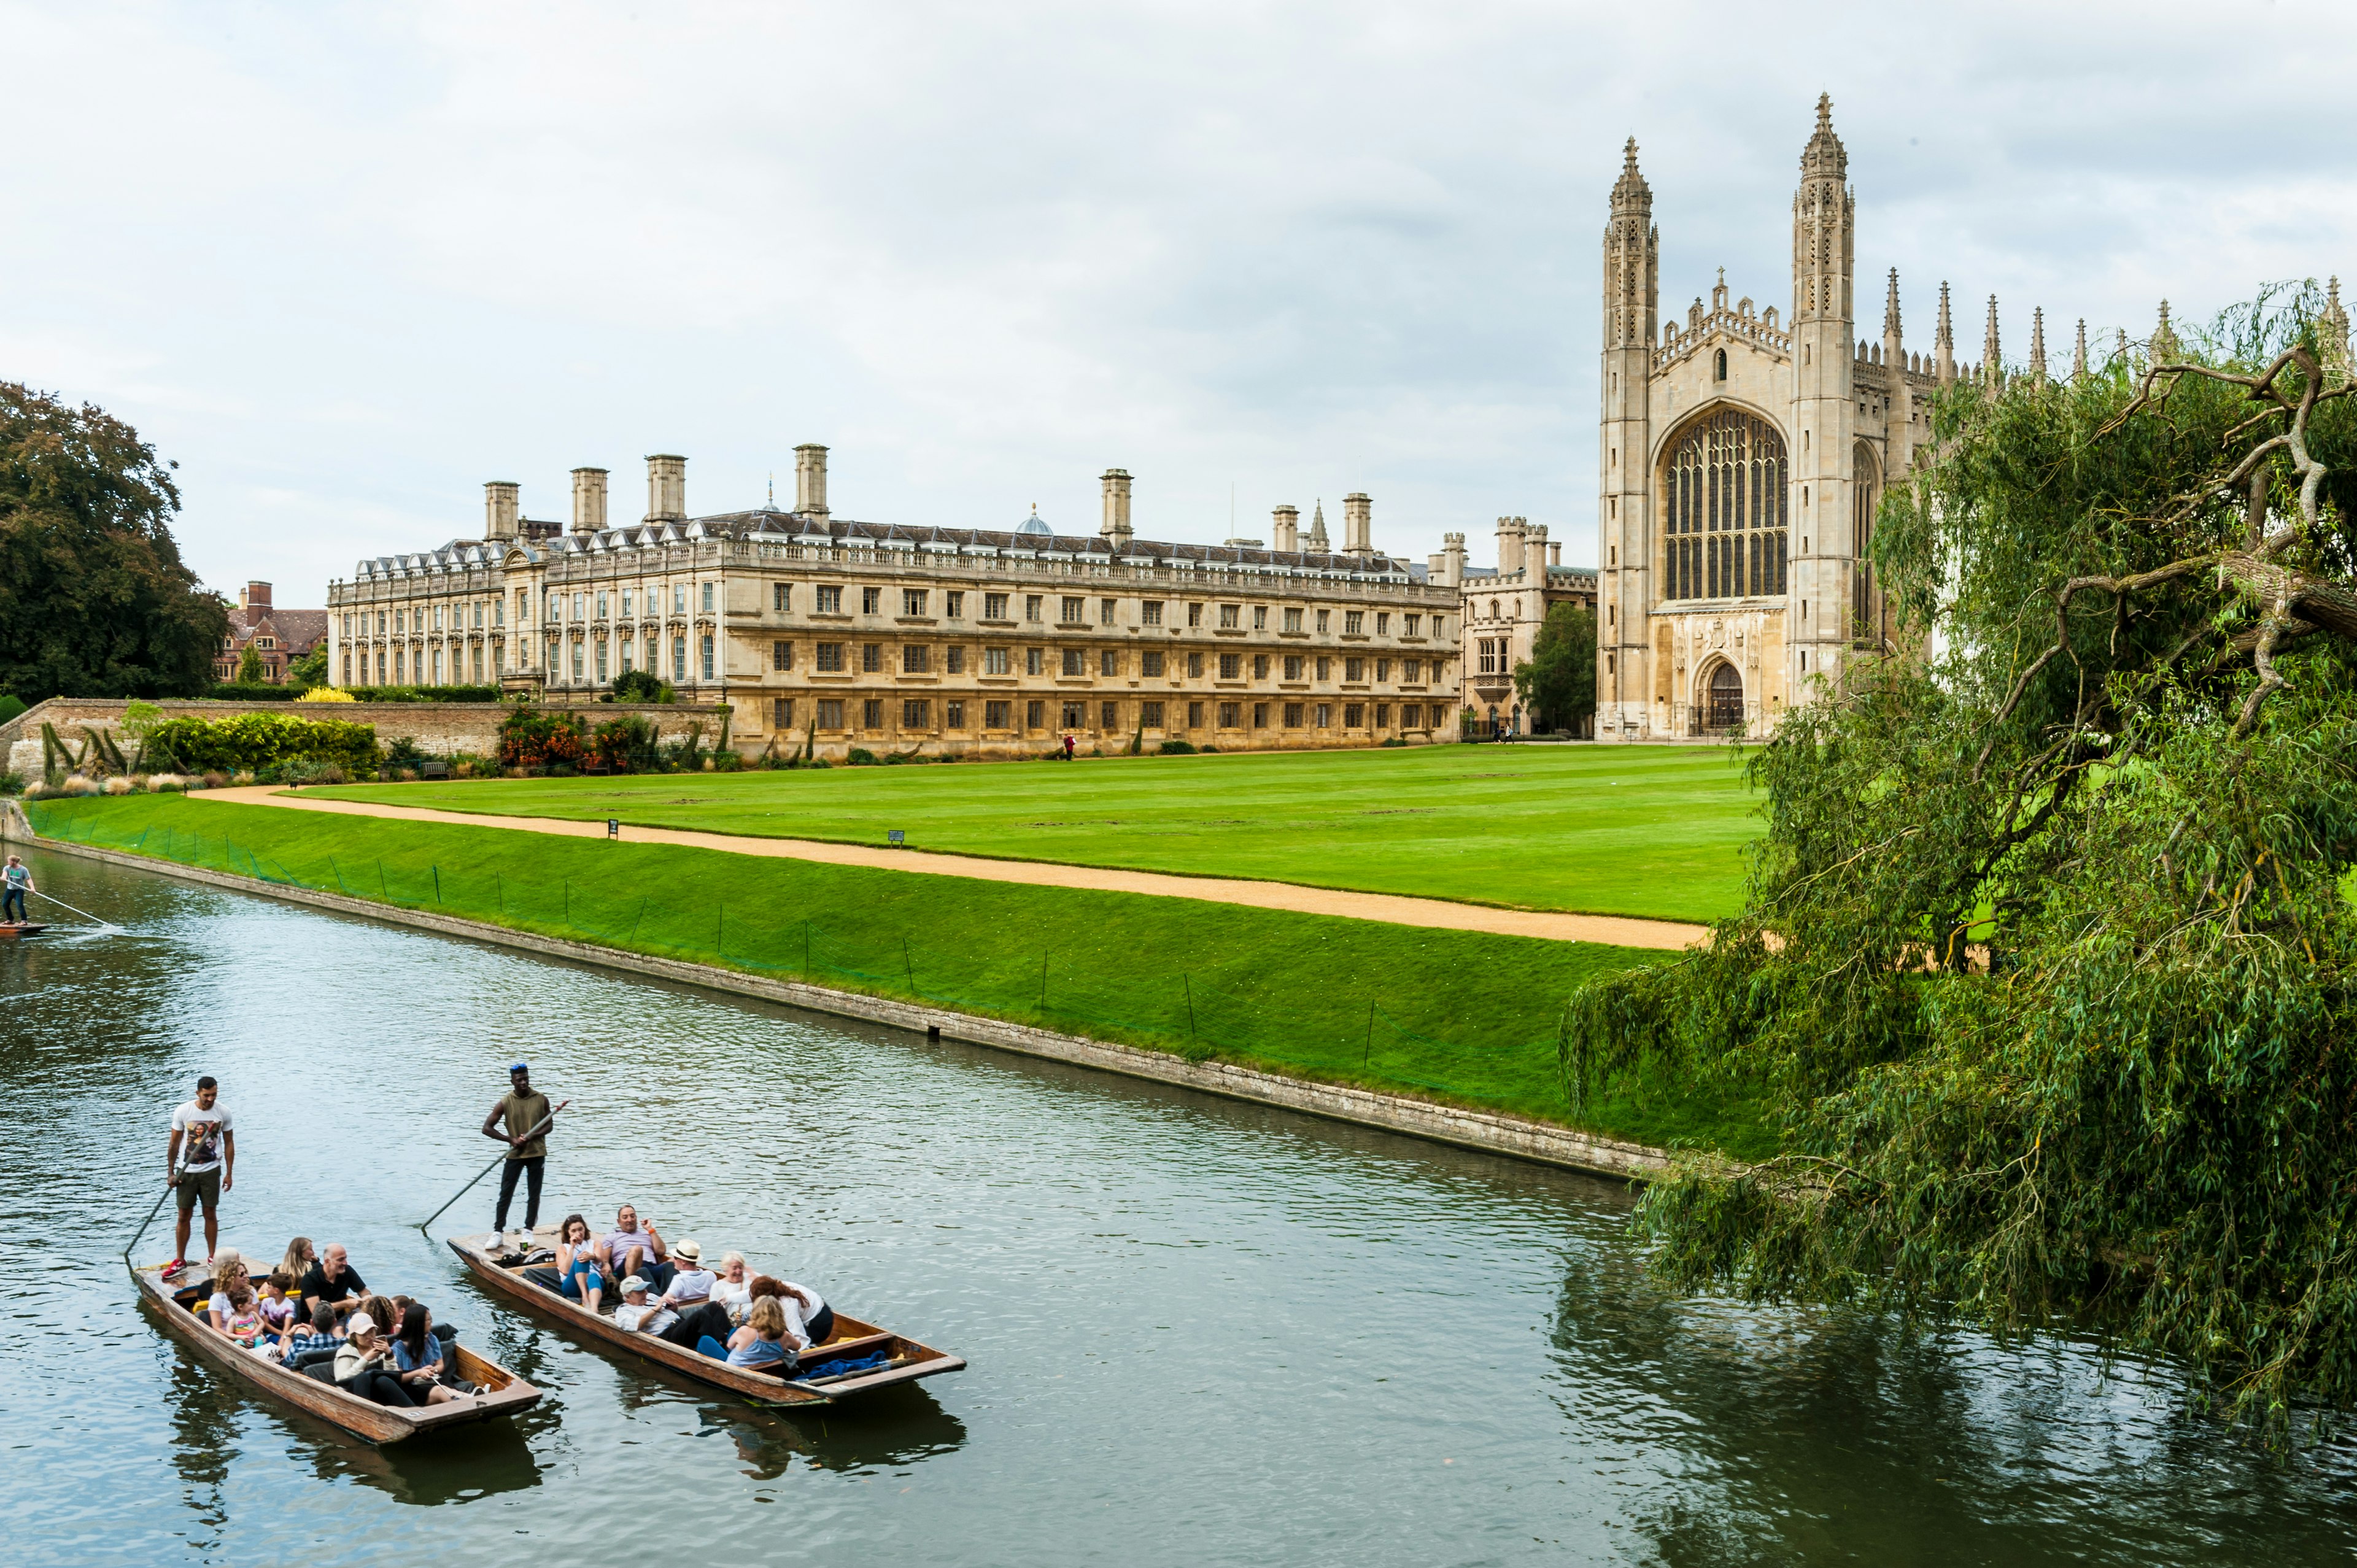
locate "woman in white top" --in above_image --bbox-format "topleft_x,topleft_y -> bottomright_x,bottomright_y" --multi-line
708,1253 -> 754,1323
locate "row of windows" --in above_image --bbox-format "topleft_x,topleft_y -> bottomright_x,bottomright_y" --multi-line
347,645 -> 497,686
351,583 -> 1442,641
767,697 -> 1439,734
771,642 -> 1434,684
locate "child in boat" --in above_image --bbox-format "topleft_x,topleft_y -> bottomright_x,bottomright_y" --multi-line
274,1301 -> 343,1367
204,1254 -> 250,1331
219,1283 -> 266,1347
257,1270 -> 298,1336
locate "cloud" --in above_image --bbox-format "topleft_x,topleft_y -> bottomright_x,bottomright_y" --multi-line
2,0 -> 2351,596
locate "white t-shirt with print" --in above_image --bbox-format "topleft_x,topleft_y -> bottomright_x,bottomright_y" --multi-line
172,1102 -> 232,1173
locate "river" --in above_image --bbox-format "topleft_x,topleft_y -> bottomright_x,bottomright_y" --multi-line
6,844 -> 2355,1565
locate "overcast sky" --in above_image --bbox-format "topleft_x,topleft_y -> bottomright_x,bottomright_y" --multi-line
6,1 -> 2353,603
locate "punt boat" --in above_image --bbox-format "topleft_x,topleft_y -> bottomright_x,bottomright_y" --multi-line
0,923 -> 50,938
446,1228 -> 965,1407
132,1257 -> 543,1445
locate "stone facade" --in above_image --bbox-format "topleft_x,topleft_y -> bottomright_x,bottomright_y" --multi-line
1596,97 -> 1948,742
1432,519 -> 1599,735
327,453 -> 1462,759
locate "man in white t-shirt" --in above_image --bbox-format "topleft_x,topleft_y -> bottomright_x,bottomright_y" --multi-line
167,1076 -> 234,1274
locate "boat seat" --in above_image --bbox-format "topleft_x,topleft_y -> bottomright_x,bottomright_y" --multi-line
803,1332 -> 892,1362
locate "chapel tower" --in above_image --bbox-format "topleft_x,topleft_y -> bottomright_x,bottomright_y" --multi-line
1597,138 -> 1657,734
1789,94 -> 1856,692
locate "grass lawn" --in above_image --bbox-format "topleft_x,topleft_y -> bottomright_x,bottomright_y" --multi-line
27,794 -> 1773,1159
312,743 -> 1759,924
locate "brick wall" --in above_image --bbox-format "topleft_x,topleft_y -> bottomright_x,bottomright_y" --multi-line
2,697 -> 727,779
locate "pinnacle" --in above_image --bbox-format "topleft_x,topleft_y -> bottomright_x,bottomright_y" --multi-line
1816,92 -> 1832,131
1622,136 -> 1639,175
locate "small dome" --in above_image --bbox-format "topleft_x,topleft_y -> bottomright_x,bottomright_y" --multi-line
1017,506 -> 1050,536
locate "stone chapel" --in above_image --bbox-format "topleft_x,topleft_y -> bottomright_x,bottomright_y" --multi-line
1596,96 -> 1963,741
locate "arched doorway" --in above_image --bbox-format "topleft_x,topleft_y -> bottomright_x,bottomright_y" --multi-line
1706,662 -> 1744,731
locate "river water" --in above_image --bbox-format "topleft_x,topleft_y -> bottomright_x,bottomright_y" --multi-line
6,845 -> 2356,1566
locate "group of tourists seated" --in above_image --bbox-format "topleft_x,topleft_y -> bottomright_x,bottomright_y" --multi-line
193,1237 -> 475,1408
520,1205 -> 831,1372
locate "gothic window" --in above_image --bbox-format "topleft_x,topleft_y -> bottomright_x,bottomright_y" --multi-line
1714,348 -> 1727,381
1662,408 -> 1788,602
1852,446 -> 1881,643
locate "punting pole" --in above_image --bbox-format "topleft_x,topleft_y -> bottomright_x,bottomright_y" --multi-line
123,1179 -> 177,1262
31,889 -> 119,931
416,1099 -> 571,1234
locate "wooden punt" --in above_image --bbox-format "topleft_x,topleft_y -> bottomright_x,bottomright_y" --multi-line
446,1229 -> 966,1407
131,1257 -> 543,1445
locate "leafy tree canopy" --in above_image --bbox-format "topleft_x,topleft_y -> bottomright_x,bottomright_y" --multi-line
1513,602 -> 1597,733
1565,287 -> 2357,1437
0,382 -> 225,701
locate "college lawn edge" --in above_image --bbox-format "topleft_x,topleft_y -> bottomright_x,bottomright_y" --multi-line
3,803 -> 1670,1183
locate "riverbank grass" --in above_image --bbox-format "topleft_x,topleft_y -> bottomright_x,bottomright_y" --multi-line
26,794 -> 1771,1159
308,743 -> 1757,924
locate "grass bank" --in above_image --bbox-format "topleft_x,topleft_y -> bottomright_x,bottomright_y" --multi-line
26,794 -> 1771,1159
311,743 -> 1759,923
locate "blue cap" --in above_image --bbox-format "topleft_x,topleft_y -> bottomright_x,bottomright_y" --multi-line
509,1062 -> 530,1073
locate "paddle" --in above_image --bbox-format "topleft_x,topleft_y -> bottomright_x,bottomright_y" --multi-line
29,887 -> 119,931
416,1099 -> 571,1235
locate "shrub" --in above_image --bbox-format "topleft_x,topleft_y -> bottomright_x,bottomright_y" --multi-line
0,695 -> 25,727
591,713 -> 659,771
1156,740 -> 1195,755
204,684 -> 302,701
143,712 -> 381,775
498,705 -> 587,770
846,747 -> 880,767
610,670 -> 674,704
0,770 -> 23,795
298,687 -> 356,703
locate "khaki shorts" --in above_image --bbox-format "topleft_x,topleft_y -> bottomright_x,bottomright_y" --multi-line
174,1167 -> 221,1213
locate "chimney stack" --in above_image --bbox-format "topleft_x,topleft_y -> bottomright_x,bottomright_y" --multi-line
646,455 -> 687,523
1100,468 -> 1134,542
1342,493 -> 1373,557
794,444 -> 830,516
1271,505 -> 1299,553
1441,532 -> 1466,588
484,481 -> 521,541
571,467 -> 608,535
1495,516 -> 1526,575
1550,541 -> 1562,566
1523,523 -> 1549,578
242,581 -> 272,612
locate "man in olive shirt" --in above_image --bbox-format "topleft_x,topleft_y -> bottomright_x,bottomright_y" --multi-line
482,1063 -> 563,1243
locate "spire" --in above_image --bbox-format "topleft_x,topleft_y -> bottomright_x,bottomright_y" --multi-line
1935,280 -> 1955,385
2153,299 -> 2179,363
2073,319 -> 2088,379
767,471 -> 775,509
1307,500 -> 1329,550
1883,268 -> 1902,339
2029,307 -> 2047,384
1983,296 -> 2002,388
2117,327 -> 2130,365
1611,137 -> 1651,213
1793,95 -> 1854,323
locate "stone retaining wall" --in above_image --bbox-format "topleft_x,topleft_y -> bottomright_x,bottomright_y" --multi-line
1,803 -> 1668,1183
1,697 -> 726,779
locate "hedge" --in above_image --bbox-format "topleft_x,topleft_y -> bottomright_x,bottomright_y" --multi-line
341,685 -> 505,704
145,712 -> 381,774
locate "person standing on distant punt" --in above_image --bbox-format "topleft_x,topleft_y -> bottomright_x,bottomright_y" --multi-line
166,1075 -> 234,1276
482,1064 -> 564,1246
2,854 -> 33,924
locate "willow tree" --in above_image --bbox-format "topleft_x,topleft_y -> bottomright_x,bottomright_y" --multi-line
1565,287 -> 2357,1434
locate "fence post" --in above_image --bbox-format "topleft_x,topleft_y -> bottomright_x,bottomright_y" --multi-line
1183,974 -> 1198,1042
627,899 -> 644,943
376,860 -> 387,898
902,936 -> 915,992
1364,999 -> 1376,1067
803,921 -> 811,981
1040,950 -> 1050,1010
432,865 -> 442,904
717,902 -> 724,959
563,880 -> 570,925
495,872 -> 504,916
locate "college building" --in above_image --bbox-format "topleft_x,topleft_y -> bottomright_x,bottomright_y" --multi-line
1596,97 -> 1941,740
326,451 -> 1461,758
214,581 -> 327,686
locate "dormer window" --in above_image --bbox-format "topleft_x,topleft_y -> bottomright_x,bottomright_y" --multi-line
1714,348 -> 1728,381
